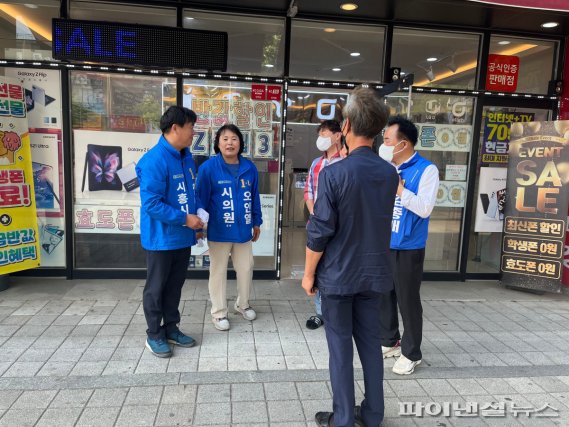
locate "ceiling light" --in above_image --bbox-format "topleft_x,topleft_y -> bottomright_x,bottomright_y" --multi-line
324,28 -> 336,33
498,40 -> 511,45
350,52 -> 360,57
332,67 -> 341,72
264,64 -> 274,68
24,4 -> 38,8
427,57 -> 438,62
340,3 -> 358,11
541,22 -> 559,28
185,16 -> 194,20
426,67 -> 435,82
400,71 -> 406,75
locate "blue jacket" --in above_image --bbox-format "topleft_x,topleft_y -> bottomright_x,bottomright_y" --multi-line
306,146 -> 399,295
390,153 -> 433,250
136,136 -> 200,251
196,154 -> 262,243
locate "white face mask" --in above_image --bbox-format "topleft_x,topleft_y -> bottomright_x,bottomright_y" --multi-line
316,136 -> 333,152
378,140 -> 405,162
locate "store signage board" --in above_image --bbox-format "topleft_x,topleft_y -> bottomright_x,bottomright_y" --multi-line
52,19 -> 228,71
467,0 -> 569,12
501,120 -> 569,293
482,112 -> 534,166
486,54 -> 519,92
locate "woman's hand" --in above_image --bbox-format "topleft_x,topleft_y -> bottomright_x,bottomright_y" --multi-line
252,226 -> 261,242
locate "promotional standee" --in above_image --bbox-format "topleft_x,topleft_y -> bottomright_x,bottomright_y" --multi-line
0,77 -> 41,273
501,120 -> 569,293
6,68 -> 65,267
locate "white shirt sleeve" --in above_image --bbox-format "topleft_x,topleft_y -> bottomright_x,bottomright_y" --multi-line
400,164 -> 439,219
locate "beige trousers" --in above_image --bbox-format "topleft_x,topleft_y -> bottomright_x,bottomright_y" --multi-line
208,240 -> 254,318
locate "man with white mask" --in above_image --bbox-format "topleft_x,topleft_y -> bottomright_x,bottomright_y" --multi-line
304,120 -> 343,330
378,115 -> 439,375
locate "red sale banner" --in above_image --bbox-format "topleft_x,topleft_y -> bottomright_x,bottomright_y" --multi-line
486,54 -> 519,92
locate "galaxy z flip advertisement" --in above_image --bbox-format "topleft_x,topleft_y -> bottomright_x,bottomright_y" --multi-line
501,121 -> 569,293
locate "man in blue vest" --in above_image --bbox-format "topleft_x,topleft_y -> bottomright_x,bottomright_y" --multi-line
302,86 -> 399,427
136,106 -> 205,358
378,116 -> 439,375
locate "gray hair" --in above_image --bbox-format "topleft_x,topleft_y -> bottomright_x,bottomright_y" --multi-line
342,86 -> 389,139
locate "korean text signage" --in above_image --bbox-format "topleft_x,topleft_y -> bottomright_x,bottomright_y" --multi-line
53,19 -> 228,71
486,54 -> 519,92
0,77 -> 41,273
482,112 -> 534,166
501,120 -> 569,292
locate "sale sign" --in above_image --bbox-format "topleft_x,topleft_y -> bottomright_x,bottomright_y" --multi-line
501,120 -> 569,292
486,54 -> 519,92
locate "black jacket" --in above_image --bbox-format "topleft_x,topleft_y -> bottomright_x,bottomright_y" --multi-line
306,146 -> 399,295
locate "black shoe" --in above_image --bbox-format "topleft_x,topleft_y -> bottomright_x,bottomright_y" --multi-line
314,411 -> 366,427
306,315 -> 324,330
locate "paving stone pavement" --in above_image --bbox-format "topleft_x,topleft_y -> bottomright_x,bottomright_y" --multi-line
0,278 -> 568,426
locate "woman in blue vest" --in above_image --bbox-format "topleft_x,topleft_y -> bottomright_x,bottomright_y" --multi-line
196,124 -> 263,331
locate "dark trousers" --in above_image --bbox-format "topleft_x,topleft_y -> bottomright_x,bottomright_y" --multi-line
143,247 -> 191,340
378,248 -> 425,361
321,290 -> 384,427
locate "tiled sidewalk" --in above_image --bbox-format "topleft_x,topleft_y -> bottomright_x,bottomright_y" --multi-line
0,278 -> 568,426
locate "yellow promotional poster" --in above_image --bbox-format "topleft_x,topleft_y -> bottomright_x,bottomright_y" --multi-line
0,77 -> 41,273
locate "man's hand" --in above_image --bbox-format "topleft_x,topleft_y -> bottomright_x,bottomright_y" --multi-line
397,176 -> 405,197
186,214 -> 204,230
302,274 -> 317,296
252,226 -> 261,242
196,231 -> 204,240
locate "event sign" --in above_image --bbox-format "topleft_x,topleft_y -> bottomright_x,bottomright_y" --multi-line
501,120 -> 569,292
0,77 -> 41,273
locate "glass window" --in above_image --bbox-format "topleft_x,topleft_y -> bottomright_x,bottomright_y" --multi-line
290,20 -> 385,82
467,105 -> 551,274
489,36 -> 557,94
71,72 -> 176,269
183,10 -> 285,77
391,28 -> 480,89
183,79 -> 282,270
0,1 -> 59,60
70,1 -> 176,26
280,87 -> 349,278
384,92 -> 477,271
1,66 -> 65,267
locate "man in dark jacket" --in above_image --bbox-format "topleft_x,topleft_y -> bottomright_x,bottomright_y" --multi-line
136,106 -> 204,358
302,86 -> 399,427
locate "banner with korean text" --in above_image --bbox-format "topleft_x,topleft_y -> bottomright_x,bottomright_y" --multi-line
501,120 -> 569,292
0,77 -> 41,273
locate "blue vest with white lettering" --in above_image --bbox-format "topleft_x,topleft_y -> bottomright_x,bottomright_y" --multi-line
390,153 -> 433,250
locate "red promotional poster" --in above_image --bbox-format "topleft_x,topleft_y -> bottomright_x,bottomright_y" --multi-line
486,54 -> 519,92
251,84 -> 267,100
267,85 -> 282,102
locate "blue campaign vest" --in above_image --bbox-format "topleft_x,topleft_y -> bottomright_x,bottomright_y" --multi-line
390,153 -> 433,250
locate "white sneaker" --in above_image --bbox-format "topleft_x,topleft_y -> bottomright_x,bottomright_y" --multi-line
382,341 -> 401,359
234,303 -> 257,321
212,317 -> 230,331
392,354 -> 421,375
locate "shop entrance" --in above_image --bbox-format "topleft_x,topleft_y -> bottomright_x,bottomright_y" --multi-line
280,87 -> 348,279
